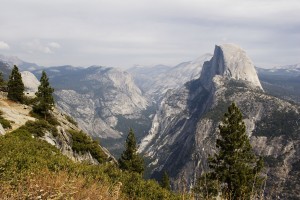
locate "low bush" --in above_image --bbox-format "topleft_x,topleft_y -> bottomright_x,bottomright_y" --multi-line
19,120 -> 58,137
0,111 -> 12,129
65,114 -> 78,126
29,110 -> 60,126
68,129 -> 107,163
0,116 -> 11,129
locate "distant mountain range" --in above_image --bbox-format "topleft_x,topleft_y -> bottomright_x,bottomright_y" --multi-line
128,53 -> 212,102
256,65 -> 300,103
1,47 -> 300,198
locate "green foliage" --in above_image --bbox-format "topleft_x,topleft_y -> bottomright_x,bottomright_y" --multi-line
0,116 -> 12,129
253,109 -> 299,138
161,171 -> 171,191
0,129 -> 73,182
193,172 -> 219,199
0,126 -> 180,199
7,65 -> 24,102
0,72 -> 5,86
196,103 -> 265,200
22,95 -> 38,106
18,120 -> 58,137
29,110 -> 60,126
65,114 -> 78,126
120,172 -> 179,200
68,129 -> 107,163
204,100 -> 229,122
0,111 -> 11,129
119,128 -> 144,175
33,71 -> 54,119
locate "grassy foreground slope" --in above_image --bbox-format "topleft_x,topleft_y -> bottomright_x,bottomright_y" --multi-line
0,126 -> 180,199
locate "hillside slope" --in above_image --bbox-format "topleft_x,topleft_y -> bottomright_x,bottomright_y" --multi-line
0,93 -> 181,199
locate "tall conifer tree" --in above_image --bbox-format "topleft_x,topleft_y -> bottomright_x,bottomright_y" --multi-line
118,128 -> 144,174
206,103 -> 264,199
161,171 -> 171,191
33,71 -> 54,119
0,72 -> 5,86
7,65 -> 24,102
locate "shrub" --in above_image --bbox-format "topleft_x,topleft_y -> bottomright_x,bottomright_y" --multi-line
0,116 -> 12,129
19,120 -> 58,137
65,114 -> 78,126
0,111 -> 12,129
29,110 -> 60,126
22,96 -> 38,106
68,129 -> 107,163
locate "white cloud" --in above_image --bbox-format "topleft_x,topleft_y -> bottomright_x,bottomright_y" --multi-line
48,42 -> 61,49
0,0 -> 299,67
23,40 -> 61,54
0,41 -> 10,49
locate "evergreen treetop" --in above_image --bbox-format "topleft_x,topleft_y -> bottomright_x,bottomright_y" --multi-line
161,171 -> 171,191
0,72 -> 5,86
118,128 -> 144,175
33,71 -> 54,119
7,65 -> 24,102
197,102 -> 264,200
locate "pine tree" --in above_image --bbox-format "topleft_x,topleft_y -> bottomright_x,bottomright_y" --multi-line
7,65 -> 24,102
201,103 -> 264,199
118,128 -> 144,174
33,71 -> 54,119
0,72 -> 5,86
161,171 -> 171,191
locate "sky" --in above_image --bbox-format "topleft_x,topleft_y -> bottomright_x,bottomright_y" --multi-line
0,0 -> 299,68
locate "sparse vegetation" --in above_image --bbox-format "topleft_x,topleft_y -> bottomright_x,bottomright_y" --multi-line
253,109 -> 299,138
29,110 -> 60,126
68,129 -> 107,163
65,114 -> 78,126
18,120 -> 58,137
0,110 -> 11,129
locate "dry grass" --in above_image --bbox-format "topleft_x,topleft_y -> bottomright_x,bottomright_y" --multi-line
0,169 -> 125,200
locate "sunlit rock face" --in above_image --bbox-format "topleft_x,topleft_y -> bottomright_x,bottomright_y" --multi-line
139,44 -> 300,199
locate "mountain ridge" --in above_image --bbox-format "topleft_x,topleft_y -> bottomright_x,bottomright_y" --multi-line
139,44 -> 300,199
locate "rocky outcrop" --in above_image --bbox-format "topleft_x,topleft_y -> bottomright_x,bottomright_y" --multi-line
0,124 -> 5,135
21,71 -> 40,96
139,44 -> 300,199
41,108 -> 114,164
200,44 -> 262,91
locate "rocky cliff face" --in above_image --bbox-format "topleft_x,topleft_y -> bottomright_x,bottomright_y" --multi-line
128,54 -> 212,101
33,66 -> 151,155
139,44 -> 300,199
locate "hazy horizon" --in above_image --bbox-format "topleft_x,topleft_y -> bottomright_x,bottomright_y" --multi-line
0,0 -> 299,68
